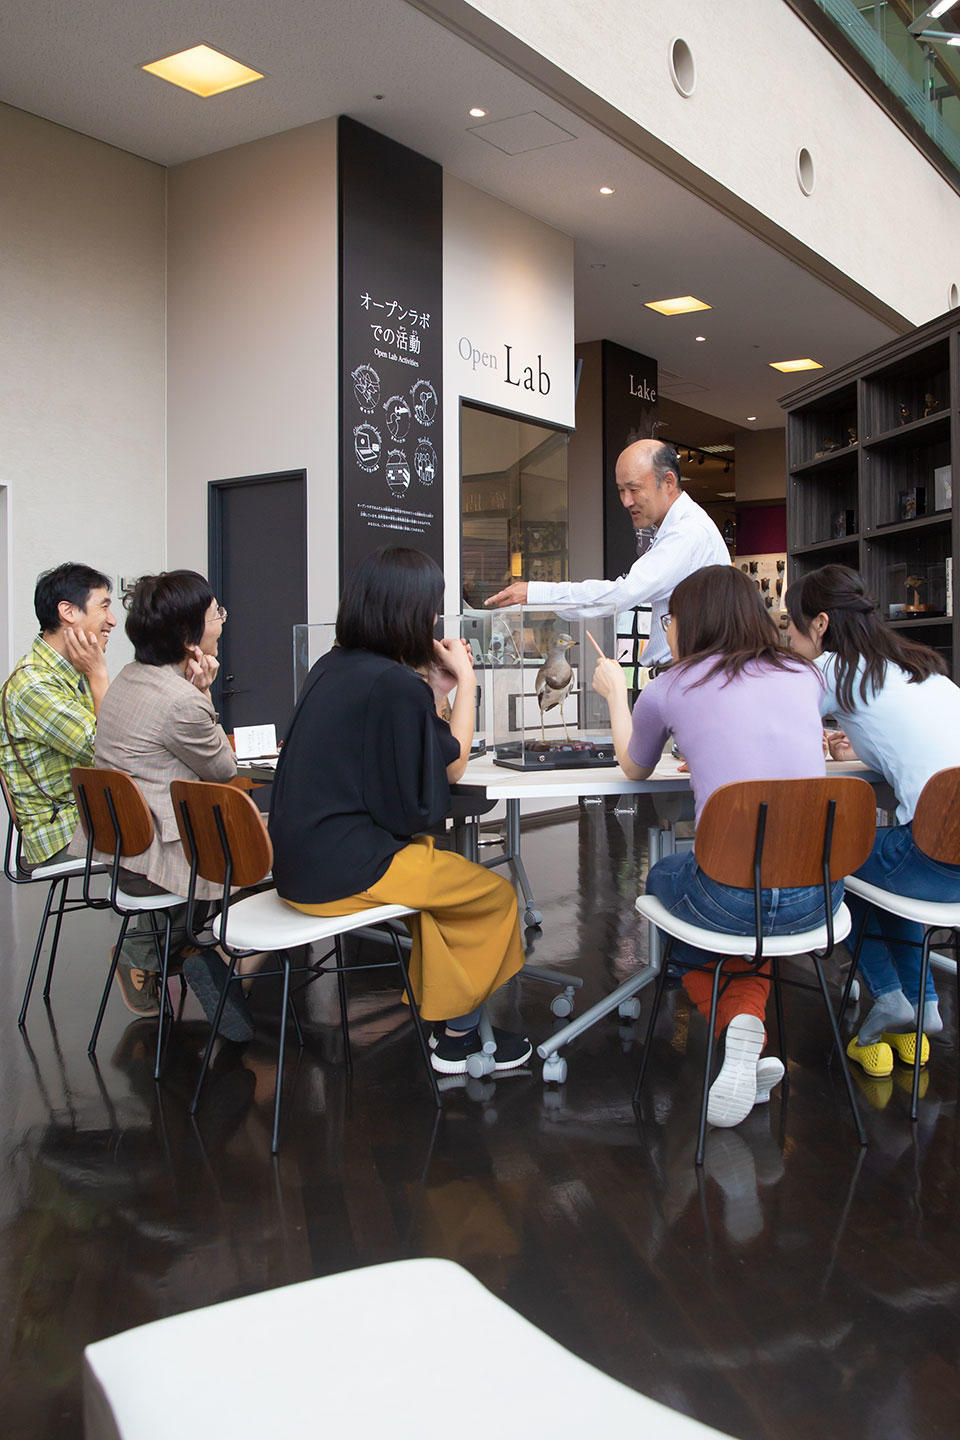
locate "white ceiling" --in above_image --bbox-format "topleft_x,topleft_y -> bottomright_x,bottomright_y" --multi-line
0,0 -> 902,434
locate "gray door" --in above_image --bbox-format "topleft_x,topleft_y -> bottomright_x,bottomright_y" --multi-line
208,471 -> 307,740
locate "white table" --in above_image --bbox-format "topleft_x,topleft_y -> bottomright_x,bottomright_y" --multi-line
454,754 -> 879,1082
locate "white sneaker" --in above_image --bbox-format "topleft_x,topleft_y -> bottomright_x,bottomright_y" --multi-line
707,1014 -> 764,1128
755,1056 -> 785,1104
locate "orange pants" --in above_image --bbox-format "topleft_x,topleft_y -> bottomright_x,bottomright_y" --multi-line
284,835 -> 525,1022
681,957 -> 770,1039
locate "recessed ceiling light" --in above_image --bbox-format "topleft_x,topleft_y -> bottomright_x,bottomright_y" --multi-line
769,358 -> 823,373
718,491 -> 736,498
599,185 -> 615,195
589,262 -> 606,269
746,415 -> 757,421
141,44 -> 263,98
469,107 -> 487,118
695,335 -> 707,342
644,296 -> 712,316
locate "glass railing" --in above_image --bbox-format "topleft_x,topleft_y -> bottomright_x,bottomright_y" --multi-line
806,0 -> 960,179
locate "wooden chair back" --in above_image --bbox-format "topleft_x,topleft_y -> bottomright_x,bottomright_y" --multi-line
170,780 -> 272,890
912,767 -> 960,864
70,767 -> 154,858
695,777 -> 876,889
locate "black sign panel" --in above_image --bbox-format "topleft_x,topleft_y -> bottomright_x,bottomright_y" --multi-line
339,117 -> 443,582
601,339 -> 658,582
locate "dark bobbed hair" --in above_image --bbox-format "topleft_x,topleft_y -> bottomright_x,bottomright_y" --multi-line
336,547 -> 444,669
125,571 -> 215,666
670,564 -> 809,686
784,563 -> 945,711
35,563 -> 111,632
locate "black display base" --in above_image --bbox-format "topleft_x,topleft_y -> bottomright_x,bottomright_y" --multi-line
493,740 -> 617,770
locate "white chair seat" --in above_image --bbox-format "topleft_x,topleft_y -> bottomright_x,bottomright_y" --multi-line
115,888 -> 186,913
635,894 -> 852,957
212,886 -> 416,951
843,875 -> 960,928
83,1258 -> 733,1440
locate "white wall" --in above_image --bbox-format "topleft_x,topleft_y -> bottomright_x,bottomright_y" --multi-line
454,0 -> 960,325
166,119 -> 339,624
0,103 -> 165,666
443,174 -> 575,600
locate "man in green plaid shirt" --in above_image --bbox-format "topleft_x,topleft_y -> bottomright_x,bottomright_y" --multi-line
1,563 -> 116,869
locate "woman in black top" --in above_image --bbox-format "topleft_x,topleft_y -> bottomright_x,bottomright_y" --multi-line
269,547 -> 529,1074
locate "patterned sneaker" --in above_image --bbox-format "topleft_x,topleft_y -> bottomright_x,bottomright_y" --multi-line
754,1056 -> 785,1104
115,961 -> 160,1017
882,1030 -> 930,1066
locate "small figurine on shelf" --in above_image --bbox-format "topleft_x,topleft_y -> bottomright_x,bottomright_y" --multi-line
847,426 -> 858,446
905,574 -> 932,614
898,403 -> 911,426
923,393 -> 938,417
535,632 -> 576,739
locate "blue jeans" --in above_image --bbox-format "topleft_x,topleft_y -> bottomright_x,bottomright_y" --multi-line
847,824 -> 960,1004
645,851 -> 844,970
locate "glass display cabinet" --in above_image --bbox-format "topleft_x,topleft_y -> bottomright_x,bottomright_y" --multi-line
483,607 -> 618,770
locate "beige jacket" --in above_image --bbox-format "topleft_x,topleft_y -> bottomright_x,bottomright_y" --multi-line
78,661 -> 237,898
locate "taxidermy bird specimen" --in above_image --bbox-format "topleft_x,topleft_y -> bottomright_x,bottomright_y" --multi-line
535,633 -> 576,739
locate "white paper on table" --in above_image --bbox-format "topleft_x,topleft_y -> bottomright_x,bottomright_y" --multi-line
233,723 -> 278,760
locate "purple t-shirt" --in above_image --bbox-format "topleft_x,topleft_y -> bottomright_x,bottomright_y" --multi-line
628,658 -> 826,825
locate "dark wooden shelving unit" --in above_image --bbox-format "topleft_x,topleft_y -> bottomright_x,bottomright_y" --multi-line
783,310 -> 959,678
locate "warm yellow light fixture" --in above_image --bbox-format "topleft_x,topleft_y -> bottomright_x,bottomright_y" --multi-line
644,295 -> 711,316
510,551 -> 523,578
469,106 -> 487,118
769,358 -> 823,373
141,44 -> 264,98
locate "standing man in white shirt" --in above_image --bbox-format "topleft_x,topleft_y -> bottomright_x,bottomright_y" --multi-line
485,439 -> 730,671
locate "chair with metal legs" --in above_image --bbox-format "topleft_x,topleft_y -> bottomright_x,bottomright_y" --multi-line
70,767 -> 186,1078
1,771 -> 109,1026
633,776 -> 877,1165
170,778 -> 441,1153
839,766 -> 960,1120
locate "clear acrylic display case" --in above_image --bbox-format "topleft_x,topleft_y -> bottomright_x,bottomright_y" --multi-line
484,607 -> 618,770
293,614 -> 492,755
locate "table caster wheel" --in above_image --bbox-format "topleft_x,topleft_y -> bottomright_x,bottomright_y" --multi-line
618,997 -> 642,1021
542,1054 -> 567,1084
466,1051 -> 495,1079
524,908 -> 543,928
550,991 -> 574,1018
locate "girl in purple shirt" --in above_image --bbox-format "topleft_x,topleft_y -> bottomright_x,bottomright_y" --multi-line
592,564 -> 838,1131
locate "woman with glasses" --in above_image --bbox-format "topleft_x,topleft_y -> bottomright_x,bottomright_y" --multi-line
592,563 -> 836,1129
79,571 -> 257,1039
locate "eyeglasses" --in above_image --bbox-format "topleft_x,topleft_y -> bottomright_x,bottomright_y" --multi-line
216,605 -> 227,621
660,613 -> 673,633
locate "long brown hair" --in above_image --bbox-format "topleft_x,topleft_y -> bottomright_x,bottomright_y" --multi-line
784,564 -> 946,712
670,565 -> 809,686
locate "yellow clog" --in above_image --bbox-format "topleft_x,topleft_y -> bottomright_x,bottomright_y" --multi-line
846,1036 -> 894,1077
882,1031 -> 930,1066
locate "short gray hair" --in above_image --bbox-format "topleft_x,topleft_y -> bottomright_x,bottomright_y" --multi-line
649,442 -> 683,489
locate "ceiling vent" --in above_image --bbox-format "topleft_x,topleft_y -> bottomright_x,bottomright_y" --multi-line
467,111 -> 577,155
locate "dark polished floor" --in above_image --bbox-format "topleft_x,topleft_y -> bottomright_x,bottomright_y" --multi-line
2,797 -> 960,1439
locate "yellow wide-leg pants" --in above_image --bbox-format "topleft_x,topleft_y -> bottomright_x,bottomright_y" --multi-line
285,835 -> 525,1022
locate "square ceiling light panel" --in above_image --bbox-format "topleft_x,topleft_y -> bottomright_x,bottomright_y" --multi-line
467,111 -> 576,154
645,296 -> 712,316
769,358 -> 823,372
141,45 -> 264,98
